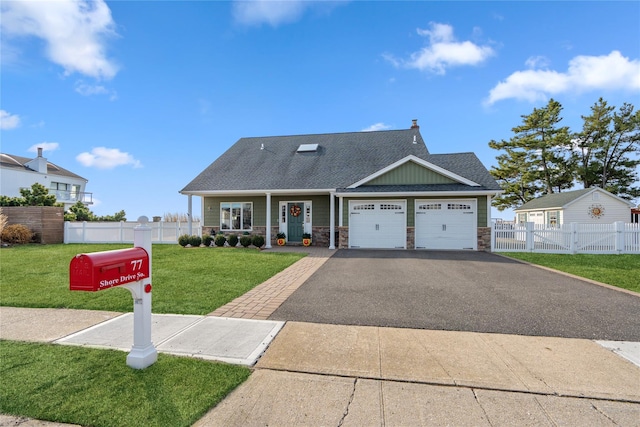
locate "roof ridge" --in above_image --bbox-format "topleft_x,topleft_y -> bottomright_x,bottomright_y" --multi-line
239,128 -> 419,140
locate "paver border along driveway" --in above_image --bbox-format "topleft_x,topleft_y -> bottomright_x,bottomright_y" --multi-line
269,250 -> 640,341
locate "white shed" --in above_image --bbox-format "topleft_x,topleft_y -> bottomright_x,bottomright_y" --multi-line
515,188 -> 635,226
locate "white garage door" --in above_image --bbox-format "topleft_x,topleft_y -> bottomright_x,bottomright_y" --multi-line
415,200 -> 477,250
349,200 -> 406,249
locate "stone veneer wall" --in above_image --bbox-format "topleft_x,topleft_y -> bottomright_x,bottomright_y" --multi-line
477,227 -> 491,251
3,206 -> 64,244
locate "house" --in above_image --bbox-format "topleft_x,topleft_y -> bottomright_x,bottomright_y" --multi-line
180,120 -> 502,250
514,188 -> 635,226
0,148 -> 92,210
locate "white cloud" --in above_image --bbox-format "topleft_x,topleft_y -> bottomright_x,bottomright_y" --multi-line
486,50 -> 640,105
28,142 -> 59,153
1,0 -> 119,79
362,123 -> 391,132
385,22 -> 495,75
525,55 -> 550,69
0,110 -> 21,130
232,0 -> 346,27
76,147 -> 142,170
75,80 -> 117,100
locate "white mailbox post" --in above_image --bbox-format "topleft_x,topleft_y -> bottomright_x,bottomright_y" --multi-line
123,216 -> 157,369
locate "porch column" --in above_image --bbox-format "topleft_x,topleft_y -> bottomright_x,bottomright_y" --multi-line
338,196 -> 343,227
265,192 -> 272,249
187,194 -> 193,235
329,192 -> 336,249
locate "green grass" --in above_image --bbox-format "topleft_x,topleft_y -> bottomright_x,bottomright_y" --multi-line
0,340 -> 251,427
0,244 -> 305,314
502,253 -> 640,293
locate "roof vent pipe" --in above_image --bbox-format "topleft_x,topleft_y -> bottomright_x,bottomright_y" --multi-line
38,147 -> 43,157
413,135 -> 417,144
260,143 -> 264,150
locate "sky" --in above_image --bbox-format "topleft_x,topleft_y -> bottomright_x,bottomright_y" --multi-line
1,0 -> 639,222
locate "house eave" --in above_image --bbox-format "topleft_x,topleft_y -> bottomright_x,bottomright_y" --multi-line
180,188 -> 337,197
335,190 -> 502,198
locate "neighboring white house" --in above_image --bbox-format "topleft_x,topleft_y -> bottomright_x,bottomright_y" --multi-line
0,148 -> 92,210
514,188 -> 635,226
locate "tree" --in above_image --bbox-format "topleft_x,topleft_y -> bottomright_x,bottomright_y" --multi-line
0,183 -> 59,207
573,98 -> 640,200
489,99 -> 574,210
64,201 -> 126,222
66,201 -> 96,221
20,183 -> 58,206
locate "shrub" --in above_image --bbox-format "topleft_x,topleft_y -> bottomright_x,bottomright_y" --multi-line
189,235 -> 202,247
202,234 -> 214,247
214,234 -> 226,247
251,234 -> 265,248
227,234 -> 239,247
239,235 -> 252,248
178,234 -> 190,247
1,224 -> 33,244
276,232 -> 286,239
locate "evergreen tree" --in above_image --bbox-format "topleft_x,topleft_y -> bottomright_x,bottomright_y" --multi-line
573,98 -> 640,200
489,99 -> 574,210
19,183 -> 57,206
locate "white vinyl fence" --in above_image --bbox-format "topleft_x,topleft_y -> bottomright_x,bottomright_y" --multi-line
64,221 -> 201,244
492,222 -> 640,254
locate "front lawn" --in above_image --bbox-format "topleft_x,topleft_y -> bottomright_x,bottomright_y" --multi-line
0,244 -> 306,314
501,253 -> 640,293
0,340 -> 250,427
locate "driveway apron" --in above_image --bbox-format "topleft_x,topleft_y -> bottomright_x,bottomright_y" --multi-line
269,250 -> 640,341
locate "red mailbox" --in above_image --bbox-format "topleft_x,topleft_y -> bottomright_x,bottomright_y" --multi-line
70,247 -> 149,292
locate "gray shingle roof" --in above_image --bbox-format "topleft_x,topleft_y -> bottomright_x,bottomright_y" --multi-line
516,188 -> 595,210
181,128 -> 500,193
0,153 -> 87,181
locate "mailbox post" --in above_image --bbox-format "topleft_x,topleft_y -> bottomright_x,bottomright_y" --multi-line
69,216 -> 157,369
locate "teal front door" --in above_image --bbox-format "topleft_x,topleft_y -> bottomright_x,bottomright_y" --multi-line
287,203 -> 304,242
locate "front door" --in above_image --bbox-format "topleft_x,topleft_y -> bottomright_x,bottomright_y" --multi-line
287,203 -> 304,242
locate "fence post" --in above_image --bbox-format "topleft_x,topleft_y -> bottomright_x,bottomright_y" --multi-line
525,222 -> 534,251
570,223 -> 578,254
615,221 -> 625,254
490,222 -> 495,251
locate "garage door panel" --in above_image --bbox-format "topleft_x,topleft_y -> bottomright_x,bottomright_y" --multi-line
349,201 -> 406,249
415,200 -> 476,250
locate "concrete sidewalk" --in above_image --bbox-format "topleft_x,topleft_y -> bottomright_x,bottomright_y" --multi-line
198,322 -> 640,426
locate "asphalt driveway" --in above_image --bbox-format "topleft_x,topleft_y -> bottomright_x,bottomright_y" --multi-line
269,250 -> 640,341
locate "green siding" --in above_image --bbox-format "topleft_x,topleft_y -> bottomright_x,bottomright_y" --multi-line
205,194 -> 488,229
365,162 -> 457,186
204,195 -> 331,228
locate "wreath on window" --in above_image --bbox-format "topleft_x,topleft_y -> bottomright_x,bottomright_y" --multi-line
289,205 -> 302,217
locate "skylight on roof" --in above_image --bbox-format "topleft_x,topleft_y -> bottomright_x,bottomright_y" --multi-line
297,143 -> 318,153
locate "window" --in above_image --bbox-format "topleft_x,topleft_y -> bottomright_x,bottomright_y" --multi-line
418,203 -> 441,210
220,202 -> 252,231
448,203 -> 471,210
547,210 -> 559,227
517,213 -> 527,224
